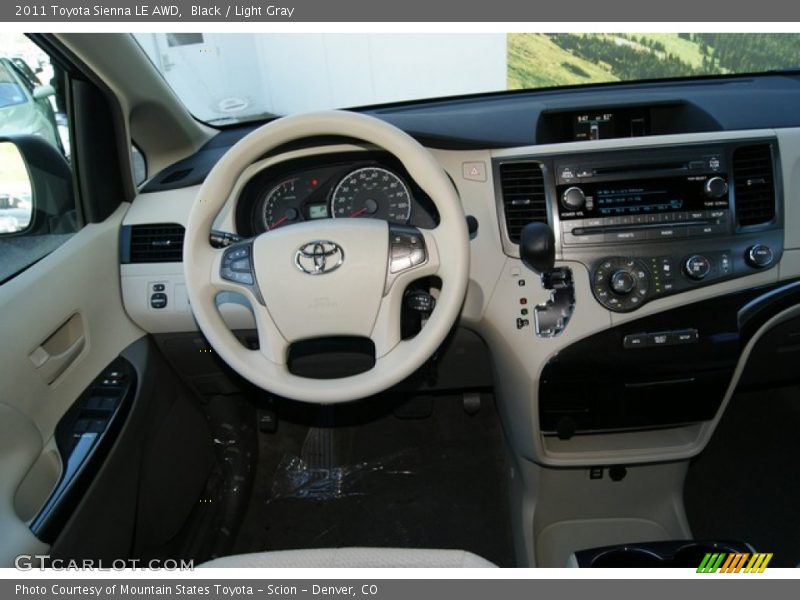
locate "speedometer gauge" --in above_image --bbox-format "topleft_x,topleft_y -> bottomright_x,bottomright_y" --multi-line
262,178 -> 311,230
330,167 -> 412,223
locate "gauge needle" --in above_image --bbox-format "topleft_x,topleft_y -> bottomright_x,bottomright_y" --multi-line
349,207 -> 368,218
270,215 -> 289,229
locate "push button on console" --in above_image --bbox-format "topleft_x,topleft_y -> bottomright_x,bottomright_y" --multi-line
746,244 -> 774,269
684,255 -> 711,280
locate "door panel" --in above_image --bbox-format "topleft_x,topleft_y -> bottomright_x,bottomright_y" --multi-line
0,203 -> 143,565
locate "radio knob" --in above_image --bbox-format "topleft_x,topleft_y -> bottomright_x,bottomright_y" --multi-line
746,244 -> 774,268
704,176 -> 729,198
610,270 -> 636,295
685,255 -> 711,280
561,186 -> 586,211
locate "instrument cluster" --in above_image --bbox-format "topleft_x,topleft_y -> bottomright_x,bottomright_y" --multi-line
235,154 -> 440,236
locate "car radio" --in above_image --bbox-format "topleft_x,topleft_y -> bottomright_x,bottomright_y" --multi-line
551,142 -> 782,312
557,149 -> 730,246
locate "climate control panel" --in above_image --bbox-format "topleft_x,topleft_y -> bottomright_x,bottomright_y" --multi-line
593,258 -> 651,311
592,246 -> 772,312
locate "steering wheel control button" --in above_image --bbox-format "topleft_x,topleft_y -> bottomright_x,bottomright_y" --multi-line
746,244 -> 774,268
684,255 -> 711,280
229,271 -> 254,285
230,258 -> 251,272
389,228 -> 427,274
409,247 -> 426,266
150,292 -> 168,309
227,247 -> 249,261
221,242 -> 256,286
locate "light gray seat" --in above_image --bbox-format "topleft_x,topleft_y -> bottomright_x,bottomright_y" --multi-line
199,547 -> 497,568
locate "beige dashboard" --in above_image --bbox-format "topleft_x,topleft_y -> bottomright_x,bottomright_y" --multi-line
120,127 -> 800,467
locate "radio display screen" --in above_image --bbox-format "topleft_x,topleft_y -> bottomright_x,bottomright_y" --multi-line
595,184 -> 683,215
558,176 -> 728,219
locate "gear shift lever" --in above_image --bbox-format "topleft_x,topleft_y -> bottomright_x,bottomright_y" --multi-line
517,222 -> 575,338
519,222 -> 555,274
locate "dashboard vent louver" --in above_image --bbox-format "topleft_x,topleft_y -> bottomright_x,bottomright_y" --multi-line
732,144 -> 776,228
499,161 -> 548,243
129,224 -> 185,263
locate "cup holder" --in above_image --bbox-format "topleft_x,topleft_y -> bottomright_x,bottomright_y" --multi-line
590,547 -> 664,568
578,540 -> 753,568
671,542 -> 745,567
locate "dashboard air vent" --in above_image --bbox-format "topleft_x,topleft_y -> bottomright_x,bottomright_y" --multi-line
128,224 -> 185,263
732,144 -> 776,227
499,161 -> 548,243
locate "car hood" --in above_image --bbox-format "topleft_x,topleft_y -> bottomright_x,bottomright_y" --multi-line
0,103 -> 38,135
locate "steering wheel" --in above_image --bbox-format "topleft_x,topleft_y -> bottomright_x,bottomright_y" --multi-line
183,111 -> 469,403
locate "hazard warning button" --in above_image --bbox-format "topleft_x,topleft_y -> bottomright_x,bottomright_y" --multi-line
462,161 -> 487,182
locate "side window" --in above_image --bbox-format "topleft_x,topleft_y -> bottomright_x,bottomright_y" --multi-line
0,35 -> 76,283
131,142 -> 147,186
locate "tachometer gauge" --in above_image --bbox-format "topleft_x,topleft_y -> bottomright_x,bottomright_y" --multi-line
261,178 -> 310,230
330,167 -> 412,223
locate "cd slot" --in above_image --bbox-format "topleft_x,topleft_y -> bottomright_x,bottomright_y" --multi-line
591,161 -> 688,176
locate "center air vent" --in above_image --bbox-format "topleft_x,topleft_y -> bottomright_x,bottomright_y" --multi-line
499,161 -> 548,243
732,144 -> 776,228
127,224 -> 185,263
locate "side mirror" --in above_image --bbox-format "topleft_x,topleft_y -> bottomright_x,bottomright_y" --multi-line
32,84 -> 56,101
0,142 -> 33,234
0,136 -> 75,236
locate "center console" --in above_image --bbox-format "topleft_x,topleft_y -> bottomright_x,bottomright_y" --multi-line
496,137 -> 784,437
555,141 -> 782,312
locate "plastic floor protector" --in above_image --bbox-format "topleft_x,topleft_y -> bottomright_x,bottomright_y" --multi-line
231,394 -> 515,566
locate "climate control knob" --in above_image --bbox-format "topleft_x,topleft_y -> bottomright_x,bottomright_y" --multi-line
746,244 -> 774,268
685,255 -> 711,280
610,270 -> 636,295
561,186 -> 586,211
704,176 -> 729,198
592,257 -> 651,312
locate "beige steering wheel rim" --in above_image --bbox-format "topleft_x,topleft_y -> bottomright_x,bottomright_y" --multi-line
183,111 -> 469,403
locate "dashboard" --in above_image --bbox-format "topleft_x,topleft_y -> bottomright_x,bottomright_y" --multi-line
234,153 -> 439,236
119,72 -> 800,471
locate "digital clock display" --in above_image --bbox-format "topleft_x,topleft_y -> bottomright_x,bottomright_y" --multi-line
574,113 -> 615,140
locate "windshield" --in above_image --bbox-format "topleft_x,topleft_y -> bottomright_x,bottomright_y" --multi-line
0,63 -> 26,109
133,33 -> 800,125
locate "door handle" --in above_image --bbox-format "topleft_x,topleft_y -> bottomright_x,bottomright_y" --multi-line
29,313 -> 86,384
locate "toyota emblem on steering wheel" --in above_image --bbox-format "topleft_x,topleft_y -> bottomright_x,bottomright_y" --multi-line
295,241 -> 344,275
